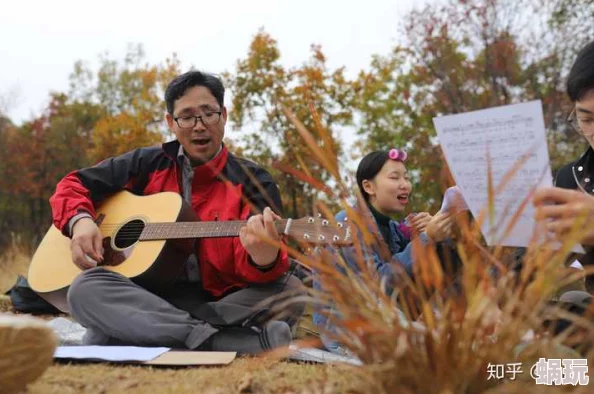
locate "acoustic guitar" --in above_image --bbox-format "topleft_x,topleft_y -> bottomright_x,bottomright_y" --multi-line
28,191 -> 350,312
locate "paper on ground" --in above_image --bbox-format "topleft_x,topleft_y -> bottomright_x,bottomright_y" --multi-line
288,345 -> 362,366
434,100 -> 583,253
54,346 -> 170,362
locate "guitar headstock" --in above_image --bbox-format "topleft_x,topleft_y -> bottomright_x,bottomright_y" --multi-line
282,216 -> 352,245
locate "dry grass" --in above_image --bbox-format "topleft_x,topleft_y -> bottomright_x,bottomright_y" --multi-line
271,106 -> 594,393
0,237 -> 30,293
28,359 -> 364,394
0,297 -> 365,394
0,252 -> 366,394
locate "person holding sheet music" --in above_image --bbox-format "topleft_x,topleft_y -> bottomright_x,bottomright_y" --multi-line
534,40 -> 594,295
554,40 -> 594,197
47,71 -> 306,354
313,149 -> 457,355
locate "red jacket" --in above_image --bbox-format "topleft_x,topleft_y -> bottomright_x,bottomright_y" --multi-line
50,141 -> 289,298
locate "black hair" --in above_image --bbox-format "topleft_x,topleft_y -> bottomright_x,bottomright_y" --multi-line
164,70 -> 225,115
356,151 -> 390,201
567,40 -> 594,102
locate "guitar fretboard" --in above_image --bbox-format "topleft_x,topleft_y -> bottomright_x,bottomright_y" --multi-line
140,220 -> 291,240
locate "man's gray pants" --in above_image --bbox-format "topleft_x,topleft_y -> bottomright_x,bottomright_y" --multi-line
67,267 -> 306,349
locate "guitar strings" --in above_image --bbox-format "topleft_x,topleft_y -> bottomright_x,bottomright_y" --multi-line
98,223 -> 342,230
103,231 -> 347,242
93,221 -> 347,242
96,223 -> 342,231
99,223 -> 344,233
96,222 -> 346,240
92,219 -> 343,228
94,221 -> 289,229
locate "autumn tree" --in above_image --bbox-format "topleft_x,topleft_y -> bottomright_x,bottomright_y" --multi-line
0,46 -> 184,252
0,94 -> 102,250
538,0 -> 594,170
227,30 -> 354,218
353,0 -> 593,212
0,113 -> 15,250
69,44 -> 182,162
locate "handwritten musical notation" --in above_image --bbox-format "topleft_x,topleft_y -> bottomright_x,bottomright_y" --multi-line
433,101 -> 552,248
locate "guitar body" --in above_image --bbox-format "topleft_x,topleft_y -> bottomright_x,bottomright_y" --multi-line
28,191 -> 196,312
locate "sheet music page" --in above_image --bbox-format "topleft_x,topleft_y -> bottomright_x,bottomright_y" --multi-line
54,346 -> 170,362
433,100 -> 553,248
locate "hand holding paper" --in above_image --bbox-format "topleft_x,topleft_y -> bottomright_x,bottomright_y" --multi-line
440,186 -> 469,214
407,212 -> 432,233
425,212 -> 455,242
534,187 -> 594,247
433,100 -> 582,252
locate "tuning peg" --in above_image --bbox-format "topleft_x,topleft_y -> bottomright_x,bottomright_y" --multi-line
322,219 -> 329,226
318,235 -> 326,241
333,235 -> 340,242
308,217 -> 315,224
337,222 -> 343,228
303,234 -> 311,240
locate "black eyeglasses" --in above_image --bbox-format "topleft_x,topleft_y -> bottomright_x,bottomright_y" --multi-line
567,108 -> 594,136
174,111 -> 222,129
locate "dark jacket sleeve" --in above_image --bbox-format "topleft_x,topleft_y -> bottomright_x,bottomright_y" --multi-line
554,162 -> 578,189
244,166 -> 285,217
555,161 -> 594,290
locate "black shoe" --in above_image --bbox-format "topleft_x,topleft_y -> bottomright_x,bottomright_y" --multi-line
208,320 -> 291,355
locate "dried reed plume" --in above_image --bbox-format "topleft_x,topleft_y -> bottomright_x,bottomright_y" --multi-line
264,105 -> 594,394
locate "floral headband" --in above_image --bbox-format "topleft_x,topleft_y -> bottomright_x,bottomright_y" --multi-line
388,148 -> 407,162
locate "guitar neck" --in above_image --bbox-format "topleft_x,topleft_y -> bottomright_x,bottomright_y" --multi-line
140,219 -> 291,240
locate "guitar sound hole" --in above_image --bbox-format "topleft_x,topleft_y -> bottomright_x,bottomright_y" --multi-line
114,219 -> 145,249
